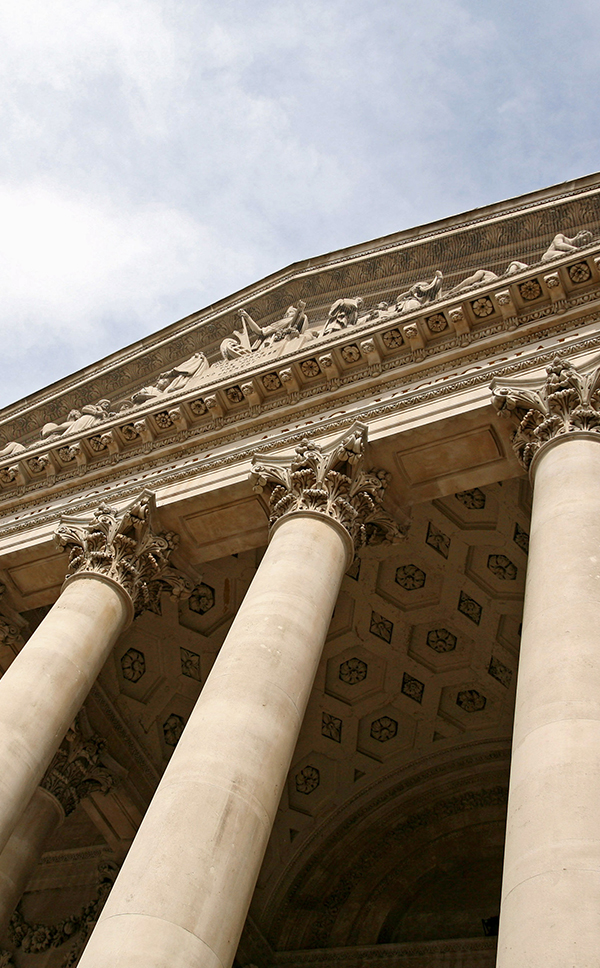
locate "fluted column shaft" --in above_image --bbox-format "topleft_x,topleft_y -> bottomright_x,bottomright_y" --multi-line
497,435 -> 600,967
0,575 -> 130,856
0,787 -> 64,941
77,511 -> 352,968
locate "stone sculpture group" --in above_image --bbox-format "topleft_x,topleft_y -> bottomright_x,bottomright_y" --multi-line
0,229 -> 595,461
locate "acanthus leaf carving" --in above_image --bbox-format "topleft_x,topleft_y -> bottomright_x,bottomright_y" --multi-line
40,727 -> 116,817
55,491 -> 182,614
492,356 -> 600,468
250,424 -> 407,549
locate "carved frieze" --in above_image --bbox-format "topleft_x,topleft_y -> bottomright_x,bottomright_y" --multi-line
55,492 -> 191,614
0,229 -> 598,477
250,425 -> 407,549
492,356 -> 600,469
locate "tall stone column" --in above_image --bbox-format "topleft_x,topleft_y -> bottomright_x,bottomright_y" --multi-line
0,728 -> 115,941
0,493 -> 182,857
77,425 -> 404,968
492,357 -> 600,968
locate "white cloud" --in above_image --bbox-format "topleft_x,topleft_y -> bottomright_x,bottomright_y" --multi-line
0,182 -> 250,353
0,0 -> 599,407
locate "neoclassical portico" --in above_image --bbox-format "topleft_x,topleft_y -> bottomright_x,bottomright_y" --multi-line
1,176 -> 600,968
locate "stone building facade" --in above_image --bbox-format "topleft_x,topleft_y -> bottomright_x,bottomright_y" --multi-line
1,173 -> 600,968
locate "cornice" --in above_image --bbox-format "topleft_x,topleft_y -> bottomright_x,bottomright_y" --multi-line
1,310 -> 600,539
1,183 -> 599,441
1,247 -> 599,510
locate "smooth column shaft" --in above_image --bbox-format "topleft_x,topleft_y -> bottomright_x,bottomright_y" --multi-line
0,787 -> 64,941
77,512 -> 350,968
497,437 -> 600,967
0,575 -> 130,855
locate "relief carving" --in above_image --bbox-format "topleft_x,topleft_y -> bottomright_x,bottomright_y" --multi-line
9,860 -> 118,961
41,400 -> 112,441
55,492 -> 190,614
541,230 -> 593,263
492,356 -> 600,468
221,303 -> 308,359
40,726 -> 116,817
0,226 -> 597,467
0,441 -> 25,459
395,270 -> 443,313
250,424 -> 407,549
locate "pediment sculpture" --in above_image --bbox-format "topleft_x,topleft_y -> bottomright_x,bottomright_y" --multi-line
0,226 -> 597,462
220,303 -> 308,360
41,400 -> 112,441
541,231 -> 593,263
132,352 -> 210,404
394,270 -> 443,313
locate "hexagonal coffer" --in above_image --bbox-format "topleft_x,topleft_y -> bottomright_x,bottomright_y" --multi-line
325,645 -> 386,705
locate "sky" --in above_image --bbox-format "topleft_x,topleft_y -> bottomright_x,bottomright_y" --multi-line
0,0 -> 599,409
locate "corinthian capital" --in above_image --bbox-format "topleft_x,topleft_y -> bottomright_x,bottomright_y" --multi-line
56,492 -> 188,614
250,424 -> 406,548
492,356 -> 600,469
41,729 -> 115,817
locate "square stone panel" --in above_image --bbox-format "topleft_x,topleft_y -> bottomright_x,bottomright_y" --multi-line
488,654 -> 513,688
369,609 -> 393,643
321,712 -> 343,743
401,672 -> 424,704
425,521 -> 451,559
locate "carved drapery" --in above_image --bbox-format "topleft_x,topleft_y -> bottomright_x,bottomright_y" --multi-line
250,424 -> 406,549
55,492 -> 191,614
492,356 -> 600,470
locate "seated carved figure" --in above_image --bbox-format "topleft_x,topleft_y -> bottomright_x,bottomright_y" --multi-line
541,231 -> 593,263
132,376 -> 171,405
395,271 -> 443,314
220,303 -> 307,360
322,297 -> 364,335
162,352 -> 210,392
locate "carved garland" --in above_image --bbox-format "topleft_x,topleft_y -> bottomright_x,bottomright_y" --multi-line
492,356 -> 600,469
7,861 -> 118,965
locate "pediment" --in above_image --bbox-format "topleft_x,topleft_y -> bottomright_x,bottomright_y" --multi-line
0,176 -> 599,509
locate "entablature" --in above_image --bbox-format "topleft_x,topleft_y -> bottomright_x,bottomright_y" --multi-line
0,245 -> 599,510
